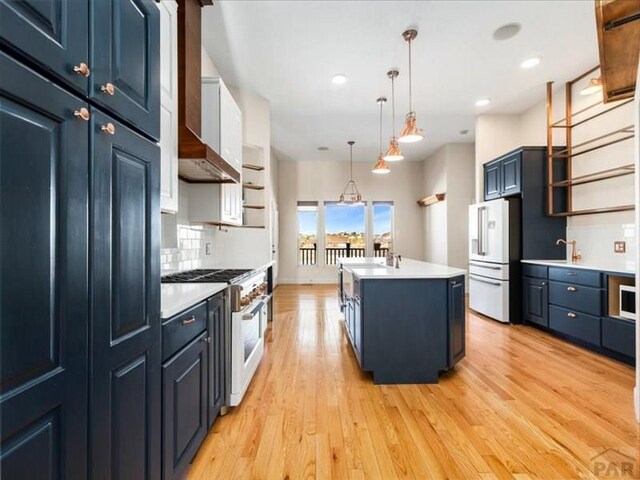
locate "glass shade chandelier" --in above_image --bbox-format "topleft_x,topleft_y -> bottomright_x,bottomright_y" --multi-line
383,69 -> 404,161
372,97 -> 390,174
338,141 -> 364,206
398,29 -> 424,143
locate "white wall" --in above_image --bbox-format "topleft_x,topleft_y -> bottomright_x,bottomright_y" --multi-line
475,80 -> 636,266
277,160 -> 425,283
422,144 -> 475,281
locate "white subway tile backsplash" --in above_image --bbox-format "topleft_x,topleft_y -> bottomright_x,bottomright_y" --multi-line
160,224 -> 215,274
567,222 -> 636,269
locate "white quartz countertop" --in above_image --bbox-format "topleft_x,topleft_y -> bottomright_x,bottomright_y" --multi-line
161,283 -> 228,319
522,259 -> 635,275
341,257 -> 466,279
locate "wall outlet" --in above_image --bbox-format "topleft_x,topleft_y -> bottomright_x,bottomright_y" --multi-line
614,241 -> 626,253
205,243 -> 211,255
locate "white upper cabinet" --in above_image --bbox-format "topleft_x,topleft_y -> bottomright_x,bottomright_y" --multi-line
196,77 -> 243,225
159,0 -> 178,213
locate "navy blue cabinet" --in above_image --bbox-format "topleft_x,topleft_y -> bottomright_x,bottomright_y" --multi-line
0,0 -> 89,94
91,0 -> 160,140
523,277 -> 548,327
162,333 -> 209,480
0,52 -> 89,480
483,152 -> 521,200
448,277 -> 466,364
90,110 -> 161,480
602,317 -> 635,358
207,292 -> 226,427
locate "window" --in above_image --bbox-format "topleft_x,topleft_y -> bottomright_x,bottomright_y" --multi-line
372,202 -> 393,258
324,202 -> 366,265
297,201 -> 318,265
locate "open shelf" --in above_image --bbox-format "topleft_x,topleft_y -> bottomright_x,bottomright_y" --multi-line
196,221 -> 265,229
243,204 -> 265,210
549,205 -> 634,217
549,163 -> 635,187
243,163 -> 265,171
243,183 -> 264,190
417,193 -> 445,207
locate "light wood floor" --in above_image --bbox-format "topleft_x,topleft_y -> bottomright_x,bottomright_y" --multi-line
187,285 -> 639,480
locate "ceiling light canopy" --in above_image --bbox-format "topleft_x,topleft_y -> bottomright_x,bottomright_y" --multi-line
398,29 -> 424,143
332,73 -> 347,85
383,69 -> 404,161
520,57 -> 541,69
580,77 -> 602,96
338,141 -> 364,206
492,22 -> 522,41
475,98 -> 491,107
372,97 -> 390,174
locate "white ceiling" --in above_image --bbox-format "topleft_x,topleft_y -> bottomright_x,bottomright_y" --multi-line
202,1 -> 598,162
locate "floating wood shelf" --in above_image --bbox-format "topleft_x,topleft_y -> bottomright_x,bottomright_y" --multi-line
549,205 -> 634,217
549,163 -> 635,188
243,204 -> 265,209
596,0 -> 640,103
417,193 -> 445,207
243,183 -> 264,190
550,125 -> 634,159
196,221 -> 265,229
243,163 -> 265,171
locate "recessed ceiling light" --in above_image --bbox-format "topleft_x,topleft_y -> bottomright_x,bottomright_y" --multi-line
317,146 -> 329,151
493,23 -> 522,41
475,98 -> 491,107
520,57 -> 541,69
331,74 -> 347,85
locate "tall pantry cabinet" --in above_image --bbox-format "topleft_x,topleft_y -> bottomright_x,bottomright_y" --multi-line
0,1 -> 161,479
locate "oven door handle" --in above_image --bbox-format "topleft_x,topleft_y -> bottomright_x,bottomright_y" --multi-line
261,293 -> 273,304
242,300 -> 265,320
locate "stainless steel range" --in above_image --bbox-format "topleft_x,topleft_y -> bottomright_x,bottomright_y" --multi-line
161,268 -> 270,407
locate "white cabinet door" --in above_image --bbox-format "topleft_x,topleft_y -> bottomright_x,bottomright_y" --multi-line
159,0 -> 178,213
221,183 -> 242,225
219,83 -> 242,171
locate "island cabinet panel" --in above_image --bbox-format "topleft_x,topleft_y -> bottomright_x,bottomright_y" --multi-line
358,278 -> 454,384
0,53 -> 89,479
448,276 -> 466,365
602,317 -> 635,358
0,0 -> 89,94
90,111 -> 161,480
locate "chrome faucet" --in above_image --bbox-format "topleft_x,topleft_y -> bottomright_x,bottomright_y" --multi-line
385,251 -> 401,268
556,239 -> 581,263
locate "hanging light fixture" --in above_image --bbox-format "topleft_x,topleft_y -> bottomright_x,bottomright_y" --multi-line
372,97 -> 390,174
398,29 -> 424,143
580,76 -> 603,96
338,141 -> 364,206
383,69 -> 404,161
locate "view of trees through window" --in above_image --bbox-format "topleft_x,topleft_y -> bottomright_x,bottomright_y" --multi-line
324,203 -> 366,265
297,201 -> 394,266
297,202 -> 317,265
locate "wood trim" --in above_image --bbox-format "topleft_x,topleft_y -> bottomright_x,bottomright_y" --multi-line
417,193 -> 445,207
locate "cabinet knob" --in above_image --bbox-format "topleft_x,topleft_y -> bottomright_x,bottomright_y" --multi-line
541,282 -> 546,286
567,286 -> 577,292
101,82 -> 116,96
201,336 -> 211,344
74,107 -> 90,121
73,62 -> 91,77
567,312 -> 577,318
101,123 -> 116,135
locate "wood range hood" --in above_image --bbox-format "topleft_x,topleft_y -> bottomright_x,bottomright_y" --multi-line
177,0 -> 240,183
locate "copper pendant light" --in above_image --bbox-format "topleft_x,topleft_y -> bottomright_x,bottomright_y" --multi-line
372,97 -> 390,174
383,69 -> 404,161
398,29 -> 424,143
338,141 -> 364,206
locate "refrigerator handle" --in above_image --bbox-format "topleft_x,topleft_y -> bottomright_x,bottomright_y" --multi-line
478,207 -> 485,256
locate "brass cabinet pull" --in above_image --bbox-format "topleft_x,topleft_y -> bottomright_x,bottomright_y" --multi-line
567,312 -> 577,318
567,286 -> 577,292
74,107 -> 90,121
73,62 -> 91,77
101,83 -> 116,96
101,123 -> 116,135
181,316 -> 196,326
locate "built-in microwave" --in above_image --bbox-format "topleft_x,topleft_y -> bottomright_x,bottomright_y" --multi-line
619,285 -> 636,321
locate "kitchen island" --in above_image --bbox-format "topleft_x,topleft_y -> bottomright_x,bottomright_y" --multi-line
338,257 -> 466,384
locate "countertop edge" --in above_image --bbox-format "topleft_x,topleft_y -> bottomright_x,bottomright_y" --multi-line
161,283 -> 228,319
521,259 -> 635,276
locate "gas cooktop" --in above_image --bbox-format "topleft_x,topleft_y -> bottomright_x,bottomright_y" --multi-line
161,269 -> 253,284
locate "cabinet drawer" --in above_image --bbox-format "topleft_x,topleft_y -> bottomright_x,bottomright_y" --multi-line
602,317 -> 635,358
548,281 -> 602,316
523,264 -> 548,279
162,301 -> 207,361
549,305 -> 601,345
548,267 -> 603,288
